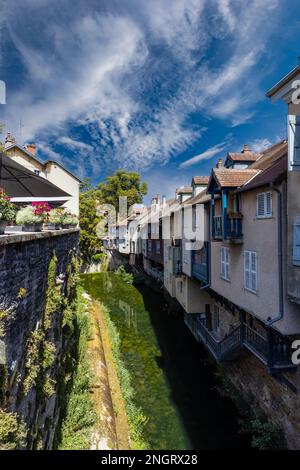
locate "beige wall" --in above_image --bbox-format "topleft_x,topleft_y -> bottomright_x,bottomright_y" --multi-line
7,148 -> 80,216
287,171 -> 300,303
45,163 -> 79,215
7,148 -> 46,177
175,275 -> 211,313
210,184 -> 300,335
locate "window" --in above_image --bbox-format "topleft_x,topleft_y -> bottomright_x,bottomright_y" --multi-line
244,251 -> 257,293
293,221 -> 300,266
221,247 -> 230,281
147,240 -> 151,252
257,192 -> 272,218
156,241 -> 161,254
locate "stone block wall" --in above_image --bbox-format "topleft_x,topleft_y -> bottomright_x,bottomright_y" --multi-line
0,230 -> 79,449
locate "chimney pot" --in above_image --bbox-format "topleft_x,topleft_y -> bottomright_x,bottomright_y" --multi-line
4,132 -> 16,149
243,144 -> 250,153
25,143 -> 36,155
216,159 -> 223,168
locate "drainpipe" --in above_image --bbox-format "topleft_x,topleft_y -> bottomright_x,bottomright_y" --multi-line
266,183 -> 284,326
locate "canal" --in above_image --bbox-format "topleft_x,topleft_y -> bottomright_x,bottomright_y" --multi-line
81,272 -> 250,450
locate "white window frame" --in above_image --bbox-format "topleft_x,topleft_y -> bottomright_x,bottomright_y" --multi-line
221,247 -> 230,281
256,192 -> 273,219
244,250 -> 257,293
293,221 -> 300,266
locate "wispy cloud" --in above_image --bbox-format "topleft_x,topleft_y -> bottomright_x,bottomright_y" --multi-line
1,0 -> 282,178
179,140 -> 229,168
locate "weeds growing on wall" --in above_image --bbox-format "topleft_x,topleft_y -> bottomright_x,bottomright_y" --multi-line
0,409 -> 27,450
57,287 -> 97,450
100,302 -> 148,450
215,368 -> 284,450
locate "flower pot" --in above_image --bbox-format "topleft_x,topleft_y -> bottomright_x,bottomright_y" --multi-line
62,223 -> 77,229
0,220 -> 8,235
44,223 -> 61,231
23,223 -> 43,232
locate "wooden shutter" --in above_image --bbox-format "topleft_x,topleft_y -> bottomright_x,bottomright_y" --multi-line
266,192 -> 272,217
257,194 -> 265,217
250,252 -> 257,292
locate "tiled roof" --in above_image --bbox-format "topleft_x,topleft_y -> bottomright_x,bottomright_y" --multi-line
176,186 -> 193,194
240,153 -> 287,192
211,168 -> 259,189
227,152 -> 259,162
185,189 -> 211,205
192,176 -> 209,185
250,140 -> 288,171
226,144 -> 259,163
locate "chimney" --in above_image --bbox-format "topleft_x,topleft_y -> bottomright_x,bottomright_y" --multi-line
242,144 -> 251,153
25,143 -> 36,156
216,159 -> 223,169
4,132 -> 16,149
162,195 -> 166,207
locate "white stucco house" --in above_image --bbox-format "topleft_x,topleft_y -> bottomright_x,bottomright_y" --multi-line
3,133 -> 80,215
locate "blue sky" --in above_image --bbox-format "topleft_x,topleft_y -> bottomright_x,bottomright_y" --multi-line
0,0 -> 299,202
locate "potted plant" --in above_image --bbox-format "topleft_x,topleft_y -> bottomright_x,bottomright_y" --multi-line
0,189 -> 16,234
61,212 -> 78,229
16,206 -> 43,232
44,208 -> 63,231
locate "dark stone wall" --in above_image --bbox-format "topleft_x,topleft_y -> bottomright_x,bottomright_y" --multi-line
0,230 -> 79,449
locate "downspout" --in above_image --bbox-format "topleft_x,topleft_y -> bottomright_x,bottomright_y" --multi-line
267,183 -> 284,326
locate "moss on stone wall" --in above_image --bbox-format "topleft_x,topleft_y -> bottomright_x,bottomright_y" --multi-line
0,409 -> 27,450
57,287 -> 97,450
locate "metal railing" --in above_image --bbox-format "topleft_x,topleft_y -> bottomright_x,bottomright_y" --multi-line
213,216 -> 223,238
184,314 -> 242,362
185,314 -> 296,369
192,243 -> 209,283
227,216 -> 243,239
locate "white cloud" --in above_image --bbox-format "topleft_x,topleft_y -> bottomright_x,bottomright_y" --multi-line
179,140 -> 229,168
2,0 -> 281,178
58,136 -> 93,153
249,138 -> 274,153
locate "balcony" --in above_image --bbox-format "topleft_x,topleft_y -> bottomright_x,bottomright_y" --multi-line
227,213 -> 243,241
212,213 -> 243,242
212,216 -> 223,239
173,246 -> 183,276
184,314 -> 296,371
192,242 -> 209,284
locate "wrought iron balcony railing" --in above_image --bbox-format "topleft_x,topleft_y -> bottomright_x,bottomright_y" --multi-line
184,313 -> 296,371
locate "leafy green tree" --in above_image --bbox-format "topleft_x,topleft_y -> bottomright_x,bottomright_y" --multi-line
80,177 -> 93,193
79,191 -> 102,263
97,169 -> 147,212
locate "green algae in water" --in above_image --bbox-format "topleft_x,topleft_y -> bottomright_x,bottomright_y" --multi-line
80,272 -> 189,450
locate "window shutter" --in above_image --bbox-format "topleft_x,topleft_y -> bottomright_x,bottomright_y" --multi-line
257,194 -> 265,217
266,192 -> 272,217
251,252 -> 257,292
221,248 -> 225,278
293,224 -> 300,264
244,251 -> 250,290
289,115 -> 300,169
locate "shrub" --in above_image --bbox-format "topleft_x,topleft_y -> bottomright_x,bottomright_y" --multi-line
62,212 -> 78,226
48,208 -> 63,224
0,189 -> 16,222
115,266 -> 133,284
16,206 -> 43,225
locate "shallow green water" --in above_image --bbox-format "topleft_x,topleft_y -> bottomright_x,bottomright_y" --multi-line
81,272 -> 188,449
81,272 -> 249,450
